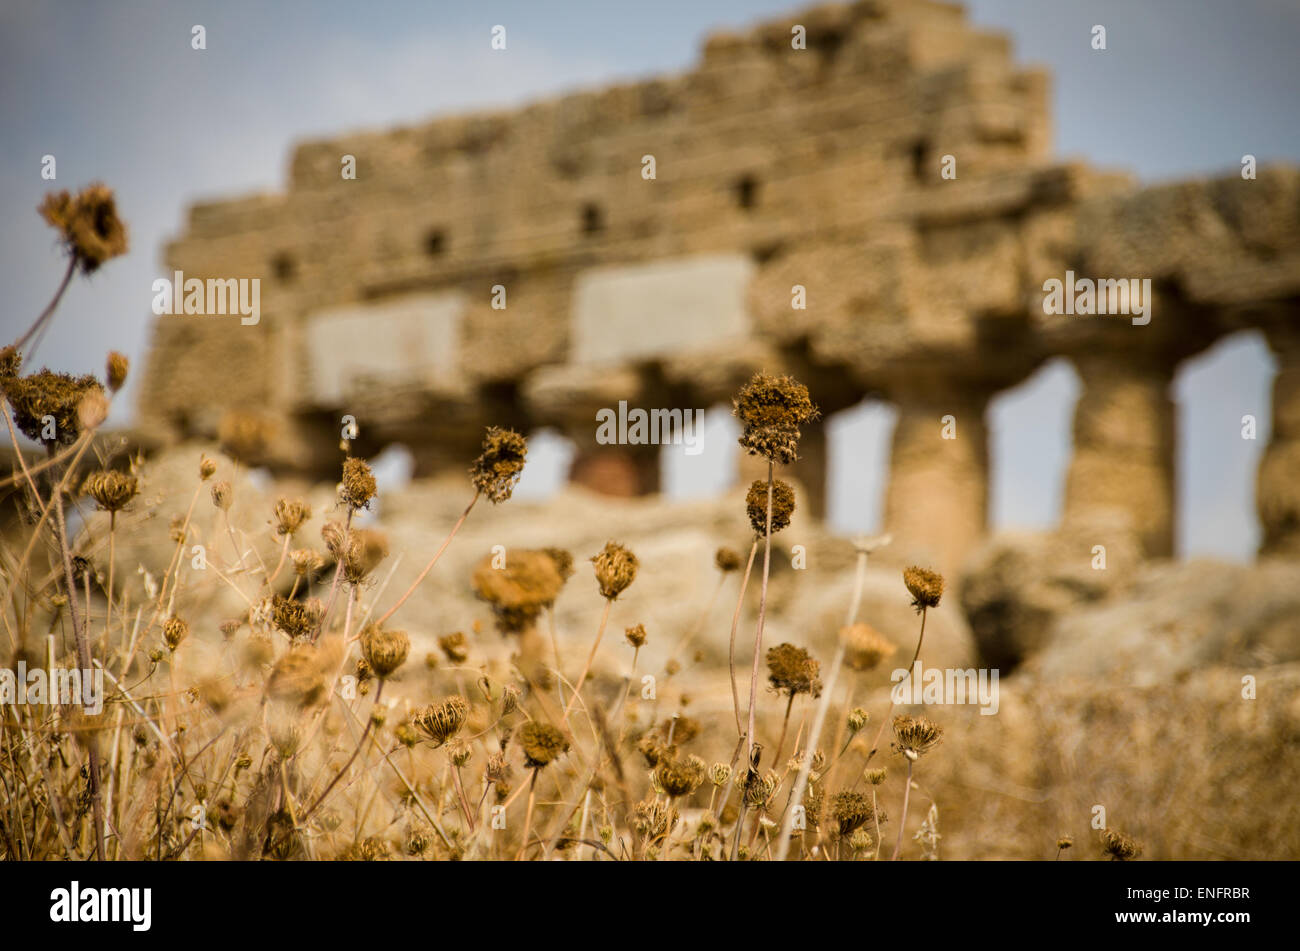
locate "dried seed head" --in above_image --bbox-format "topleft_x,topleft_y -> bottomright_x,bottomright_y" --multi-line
449,742 -> 472,767
741,768 -> 778,810
471,549 -> 565,633
339,457 -> 377,510
38,183 -> 129,273
360,623 -> 410,679
413,696 -> 469,748
105,351 -> 129,392
591,541 -> 638,600
829,790 -> 877,837
289,548 -> 324,578
269,595 -> 322,640
469,426 -> 528,503
163,615 -> 189,652
1100,829 -> 1142,861
81,469 -> 138,513
839,623 -> 897,672
732,372 -> 819,464
518,721 -> 569,769
624,623 -> 647,648
0,366 -> 105,446
542,547 -> 575,580
709,763 -> 732,787
766,642 -> 823,698
273,498 -> 311,537
77,390 -> 109,431
864,767 -> 889,786
745,479 -> 796,536
198,455 -> 217,481
340,529 -> 388,585
902,565 -> 944,613
265,646 -> 328,709
211,480 -> 233,511
847,707 -> 870,733
891,714 -> 944,760
849,828 -> 875,853
438,631 -> 469,663
1057,835 -> 1074,851
714,546 -> 743,572
218,618 -> 242,640
654,752 -> 707,799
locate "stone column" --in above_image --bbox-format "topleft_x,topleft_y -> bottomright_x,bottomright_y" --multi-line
883,383 -> 991,577
1258,330 -> 1300,556
568,445 -> 661,497
1062,354 -> 1176,557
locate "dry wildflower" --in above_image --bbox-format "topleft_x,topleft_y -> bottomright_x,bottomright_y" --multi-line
211,480 -> 233,511
519,721 -> 569,769
891,714 -> 944,761
449,742 -> 472,767
198,456 -> 217,481
469,426 -> 528,503
741,769 -> 779,810
81,469 -> 138,513
218,618 -> 241,640
500,684 -> 521,716
591,541 -> 638,600
1057,835 -> 1074,851
709,763 -> 732,787
542,547 -> 574,580
162,615 -> 189,652
471,549 -> 565,632
273,498 -> 311,536
1100,829 -> 1143,861
339,457 -> 377,510
105,351 -> 129,392
829,790 -> 876,837
840,623 -> 897,672
903,565 -> 944,613
745,479 -> 796,536
847,707 -> 870,733
864,767 -> 888,786
340,528 -> 389,584
438,631 -> 469,663
766,642 -> 823,698
654,752 -> 707,799
266,646 -> 328,709
637,732 -> 667,768
39,183 -> 128,273
732,372 -> 819,464
484,751 -> 512,787
631,797 -> 678,842
289,548 -> 324,578
340,836 -> 390,862
849,828 -> 875,854
359,623 -> 410,679
0,363 -> 105,446
413,696 -> 469,748
715,547 -> 743,572
269,595 -> 322,640
625,623 -> 647,648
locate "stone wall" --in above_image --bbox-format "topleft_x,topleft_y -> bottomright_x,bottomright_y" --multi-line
136,0 -> 1300,573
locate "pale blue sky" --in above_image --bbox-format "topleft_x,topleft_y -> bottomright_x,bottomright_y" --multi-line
2,0 -> 1296,560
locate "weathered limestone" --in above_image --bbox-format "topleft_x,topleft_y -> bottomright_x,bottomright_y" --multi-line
1259,329 -> 1300,556
132,0 -> 1300,562
1062,355 -> 1176,558
883,380 -> 990,576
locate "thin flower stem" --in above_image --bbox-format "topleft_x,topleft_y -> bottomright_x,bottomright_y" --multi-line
728,539 -> 759,736
376,491 -> 478,626
745,460 -> 775,763
891,758 -> 914,861
561,597 -> 612,727
12,256 -> 75,352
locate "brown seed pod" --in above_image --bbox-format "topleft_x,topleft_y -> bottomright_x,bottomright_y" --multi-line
732,372 -> 819,465
902,565 -> 944,612
38,183 -> 129,273
469,426 -> 528,503
765,642 -> 822,698
359,623 -> 410,679
745,479 -> 795,536
518,721 -> 569,769
339,457 -> 377,510
591,541 -> 638,600
81,469 -> 138,513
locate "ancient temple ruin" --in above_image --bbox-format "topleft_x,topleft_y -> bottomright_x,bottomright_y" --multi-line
137,0 -> 1300,575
